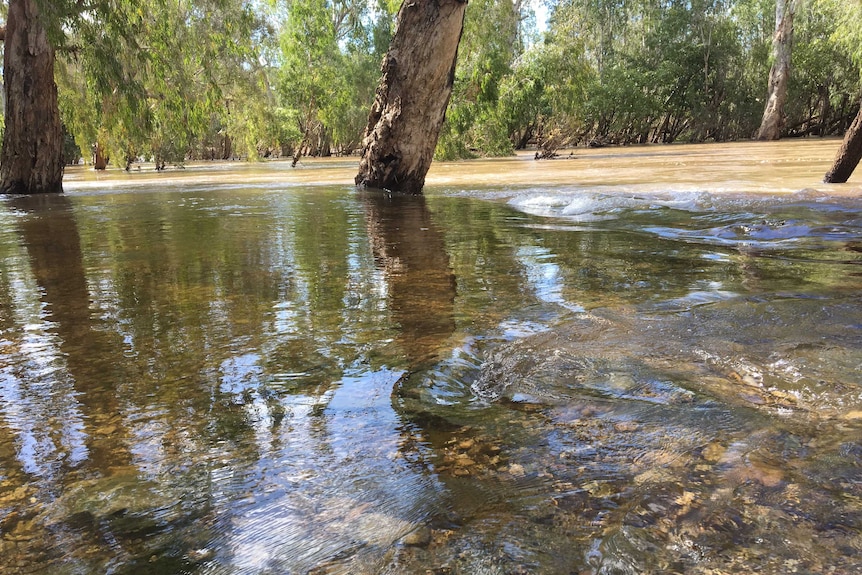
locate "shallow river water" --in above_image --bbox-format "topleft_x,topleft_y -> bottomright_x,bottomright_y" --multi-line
1,140 -> 862,574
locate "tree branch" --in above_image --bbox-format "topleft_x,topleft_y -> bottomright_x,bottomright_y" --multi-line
0,26 -> 6,42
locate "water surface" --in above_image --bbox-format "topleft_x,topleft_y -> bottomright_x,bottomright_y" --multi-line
1,140 -> 861,574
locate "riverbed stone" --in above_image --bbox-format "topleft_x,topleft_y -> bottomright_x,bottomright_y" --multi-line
401,526 -> 432,547
702,442 -> 727,463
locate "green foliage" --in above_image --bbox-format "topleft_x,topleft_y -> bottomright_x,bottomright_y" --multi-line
785,3 -> 861,136
273,0 -> 392,158
436,0 -> 526,159
51,0 -> 265,166
528,0 -> 859,145
439,0 -> 860,153
44,0 -> 395,166
24,0 -> 862,164
822,0 -> 862,68
503,35 -> 592,152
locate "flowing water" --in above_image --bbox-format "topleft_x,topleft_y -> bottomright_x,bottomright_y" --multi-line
1,140 -> 861,574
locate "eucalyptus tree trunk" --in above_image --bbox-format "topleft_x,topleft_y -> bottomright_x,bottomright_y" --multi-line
355,0 -> 468,194
222,134 -> 233,161
0,0 -> 65,194
824,106 -> 862,184
93,142 -> 108,170
756,0 -> 796,141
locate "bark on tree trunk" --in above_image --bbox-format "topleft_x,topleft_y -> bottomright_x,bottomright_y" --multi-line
355,0 -> 468,194
824,106 -> 862,184
0,0 -> 64,194
222,133 -> 232,161
291,131 -> 308,167
93,142 -> 108,170
756,0 -> 796,141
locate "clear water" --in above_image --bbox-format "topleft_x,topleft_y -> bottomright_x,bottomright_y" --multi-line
1,140 -> 861,574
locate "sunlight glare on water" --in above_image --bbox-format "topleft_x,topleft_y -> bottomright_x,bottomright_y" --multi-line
0,138 -> 861,574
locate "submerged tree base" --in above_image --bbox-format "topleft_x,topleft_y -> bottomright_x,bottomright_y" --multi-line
824,107 -> 862,184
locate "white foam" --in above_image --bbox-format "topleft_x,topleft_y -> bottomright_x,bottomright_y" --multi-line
509,191 -> 648,221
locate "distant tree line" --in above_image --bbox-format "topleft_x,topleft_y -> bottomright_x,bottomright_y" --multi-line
440,0 -> 862,159
1,0 -> 862,180
46,0 -> 397,169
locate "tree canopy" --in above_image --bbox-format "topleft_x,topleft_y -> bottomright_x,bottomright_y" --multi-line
1,0 -> 861,173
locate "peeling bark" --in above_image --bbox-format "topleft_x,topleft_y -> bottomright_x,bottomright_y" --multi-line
94,142 -> 108,170
824,106 -> 862,184
0,0 -> 65,194
756,0 -> 796,141
355,0 -> 468,194
222,133 -> 232,161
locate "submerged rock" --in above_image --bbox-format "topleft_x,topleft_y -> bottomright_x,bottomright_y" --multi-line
400,526 -> 432,547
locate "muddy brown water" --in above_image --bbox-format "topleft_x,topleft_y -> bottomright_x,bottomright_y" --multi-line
1,140 -> 861,574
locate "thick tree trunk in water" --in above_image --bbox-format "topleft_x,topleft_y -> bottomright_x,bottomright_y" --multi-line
355,0 -> 467,194
222,134 -> 232,161
756,0 -> 796,141
0,0 -> 64,194
824,106 -> 862,184
93,142 -> 108,170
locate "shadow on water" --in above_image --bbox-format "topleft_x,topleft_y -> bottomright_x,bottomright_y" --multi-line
361,190 -> 457,367
1,195 -> 221,574
8,195 -> 134,472
361,189 -> 467,438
